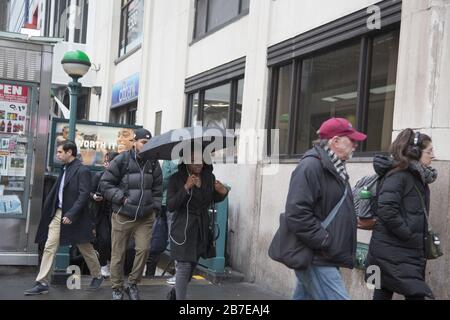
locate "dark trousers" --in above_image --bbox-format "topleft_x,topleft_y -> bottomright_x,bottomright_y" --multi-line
146,205 -> 170,276
373,288 -> 425,300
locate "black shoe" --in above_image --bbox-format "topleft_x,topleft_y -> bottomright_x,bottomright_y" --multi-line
112,288 -> 124,300
166,287 -> 176,300
24,282 -> 49,296
88,276 -> 103,290
125,283 -> 140,300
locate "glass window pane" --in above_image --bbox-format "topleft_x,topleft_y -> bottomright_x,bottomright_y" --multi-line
274,64 -> 293,155
125,0 -> 144,53
366,30 -> 400,152
295,43 -> 361,154
207,0 -> 239,32
235,79 -> 244,130
155,111 -> 162,136
190,93 -> 199,126
194,0 -> 207,38
240,0 -> 250,12
203,83 -> 231,129
119,7 -> 128,56
81,0 -> 89,44
0,83 -> 32,219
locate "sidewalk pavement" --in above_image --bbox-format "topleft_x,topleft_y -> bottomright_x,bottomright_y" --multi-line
0,266 -> 286,300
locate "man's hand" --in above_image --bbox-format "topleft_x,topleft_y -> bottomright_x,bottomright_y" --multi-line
214,180 -> 228,196
62,216 -> 72,225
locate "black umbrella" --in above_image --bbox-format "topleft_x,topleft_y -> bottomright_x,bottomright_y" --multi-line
139,126 -> 236,161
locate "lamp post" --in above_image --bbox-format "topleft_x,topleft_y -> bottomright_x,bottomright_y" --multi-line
61,50 -> 91,141
51,50 -> 91,285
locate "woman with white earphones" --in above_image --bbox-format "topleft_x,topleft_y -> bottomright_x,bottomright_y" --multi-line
166,147 -> 228,300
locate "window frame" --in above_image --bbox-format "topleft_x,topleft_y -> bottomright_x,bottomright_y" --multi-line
185,77 -> 243,130
192,0 -> 250,42
267,25 -> 401,160
118,0 -> 143,58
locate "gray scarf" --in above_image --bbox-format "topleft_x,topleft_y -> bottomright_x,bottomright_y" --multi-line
411,161 -> 438,184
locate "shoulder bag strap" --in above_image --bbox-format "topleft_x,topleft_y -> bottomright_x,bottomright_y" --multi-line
414,184 -> 431,228
321,186 -> 348,229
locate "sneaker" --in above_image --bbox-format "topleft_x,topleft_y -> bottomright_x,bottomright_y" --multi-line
88,276 -> 103,290
101,265 -> 110,278
24,282 -> 49,296
166,276 -> 176,285
112,288 -> 124,300
124,283 -> 140,300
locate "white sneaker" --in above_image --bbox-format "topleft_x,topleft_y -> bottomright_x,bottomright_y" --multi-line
101,265 -> 110,278
166,276 -> 176,285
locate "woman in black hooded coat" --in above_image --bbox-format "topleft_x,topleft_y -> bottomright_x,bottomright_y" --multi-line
166,151 -> 229,300
366,129 -> 438,300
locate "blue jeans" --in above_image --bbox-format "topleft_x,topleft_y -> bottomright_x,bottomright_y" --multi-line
293,265 -> 350,300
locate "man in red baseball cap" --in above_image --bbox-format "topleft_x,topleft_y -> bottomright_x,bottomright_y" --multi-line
281,118 -> 366,300
317,117 -> 367,161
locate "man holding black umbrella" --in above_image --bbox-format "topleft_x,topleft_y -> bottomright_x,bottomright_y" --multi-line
100,128 -> 163,300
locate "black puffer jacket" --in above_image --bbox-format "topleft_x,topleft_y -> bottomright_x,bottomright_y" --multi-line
285,146 -> 357,269
99,149 -> 163,220
366,155 -> 433,299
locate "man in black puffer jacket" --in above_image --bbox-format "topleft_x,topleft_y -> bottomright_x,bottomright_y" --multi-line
100,128 -> 162,300
288,118 -> 367,300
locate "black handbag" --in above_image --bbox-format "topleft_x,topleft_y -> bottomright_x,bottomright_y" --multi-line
205,204 -> 219,259
414,185 -> 443,260
268,213 -> 313,269
149,213 -> 168,255
268,187 -> 348,270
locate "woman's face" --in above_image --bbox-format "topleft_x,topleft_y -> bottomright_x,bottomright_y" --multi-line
420,142 -> 435,167
187,152 -> 203,174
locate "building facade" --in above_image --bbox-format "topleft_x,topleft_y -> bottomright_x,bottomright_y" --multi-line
6,0 -> 450,299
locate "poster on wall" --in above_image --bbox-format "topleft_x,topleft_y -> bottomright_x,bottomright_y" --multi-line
0,84 -> 28,134
50,119 -> 142,169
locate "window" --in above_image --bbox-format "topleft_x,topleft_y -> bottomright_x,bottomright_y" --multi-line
155,111 -> 162,136
74,0 -> 89,44
110,102 -> 137,125
189,93 -> 200,126
119,0 -> 144,57
194,0 -> 250,40
272,64 -> 293,156
268,29 -> 400,157
296,43 -> 361,154
51,0 -> 89,43
366,32 -> 399,152
54,0 -> 69,41
186,78 -> 243,160
203,83 -> 231,130
235,78 -> 244,130
186,78 -> 243,130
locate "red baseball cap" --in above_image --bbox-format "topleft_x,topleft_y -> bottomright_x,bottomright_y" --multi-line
318,118 -> 367,141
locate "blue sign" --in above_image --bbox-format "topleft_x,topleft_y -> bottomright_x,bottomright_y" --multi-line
111,73 -> 139,108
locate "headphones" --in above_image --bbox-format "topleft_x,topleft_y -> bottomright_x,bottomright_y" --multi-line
410,131 -> 422,159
